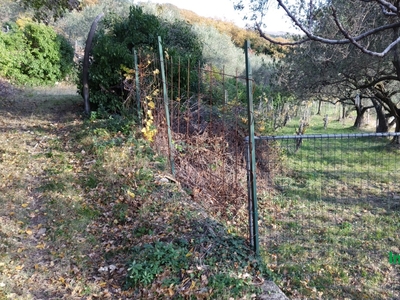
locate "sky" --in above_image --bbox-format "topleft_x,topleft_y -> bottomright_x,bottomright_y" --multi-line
142,0 -> 299,33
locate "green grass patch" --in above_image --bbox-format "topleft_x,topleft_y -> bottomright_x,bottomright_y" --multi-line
259,109 -> 400,299
126,214 -> 266,299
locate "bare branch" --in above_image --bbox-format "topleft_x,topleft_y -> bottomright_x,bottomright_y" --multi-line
375,0 -> 398,14
358,76 -> 400,89
332,7 -> 400,57
380,6 -> 397,16
265,0 -> 400,57
255,23 -> 310,46
308,0 -> 313,31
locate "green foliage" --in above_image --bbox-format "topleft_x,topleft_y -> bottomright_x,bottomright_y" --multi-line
0,20 -> 74,86
162,19 -> 203,98
82,5 -> 203,114
20,0 -> 81,23
194,24 -> 244,75
125,221 -> 267,298
56,33 -> 74,77
127,242 -> 188,287
54,0 -> 132,47
208,274 -> 250,298
80,6 -> 159,113
0,26 -> 24,78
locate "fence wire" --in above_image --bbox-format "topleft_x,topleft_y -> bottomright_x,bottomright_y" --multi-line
255,132 -> 400,299
134,46 -> 400,298
148,55 -> 250,219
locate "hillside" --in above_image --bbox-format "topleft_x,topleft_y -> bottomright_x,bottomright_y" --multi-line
156,3 -> 289,57
0,83 -> 288,299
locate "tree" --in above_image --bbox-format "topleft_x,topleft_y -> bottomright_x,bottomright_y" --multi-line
54,0 -> 131,45
19,0 -> 82,23
235,0 -> 400,57
237,0 -> 400,137
0,0 -> 25,23
272,34 -> 400,131
19,0 -> 100,23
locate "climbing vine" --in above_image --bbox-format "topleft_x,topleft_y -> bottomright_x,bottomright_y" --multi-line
122,55 -> 158,142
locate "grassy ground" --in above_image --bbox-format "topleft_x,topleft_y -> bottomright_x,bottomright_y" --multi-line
0,83 -> 267,299
258,108 -> 400,299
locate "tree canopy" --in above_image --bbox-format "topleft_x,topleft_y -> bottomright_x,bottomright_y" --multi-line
235,0 -> 400,57
18,0 -> 99,23
255,0 -> 400,134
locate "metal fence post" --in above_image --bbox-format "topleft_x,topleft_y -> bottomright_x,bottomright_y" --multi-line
245,40 -> 259,255
133,49 -> 141,124
158,36 -> 175,176
245,137 -> 254,249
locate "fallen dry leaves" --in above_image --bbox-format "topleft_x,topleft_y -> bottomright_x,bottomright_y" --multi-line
0,84 -> 266,299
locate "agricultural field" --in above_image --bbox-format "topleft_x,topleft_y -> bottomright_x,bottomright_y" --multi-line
256,103 -> 400,299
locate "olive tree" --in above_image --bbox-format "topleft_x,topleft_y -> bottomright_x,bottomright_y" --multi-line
235,0 -> 400,56
236,0 -> 400,135
274,38 -> 400,131
19,0 -> 81,23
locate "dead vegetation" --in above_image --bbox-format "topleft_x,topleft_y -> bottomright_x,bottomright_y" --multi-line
154,98 -> 283,232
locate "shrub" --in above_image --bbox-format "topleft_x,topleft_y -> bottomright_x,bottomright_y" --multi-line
126,242 -> 188,288
0,24 -> 25,79
80,6 -> 161,113
0,20 -> 74,86
80,5 -> 203,114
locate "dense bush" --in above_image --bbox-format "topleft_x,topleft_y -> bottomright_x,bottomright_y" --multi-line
161,19 -> 203,99
0,20 -> 74,86
80,5 -> 203,113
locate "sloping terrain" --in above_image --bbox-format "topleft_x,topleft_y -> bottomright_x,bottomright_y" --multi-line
0,84 -> 277,299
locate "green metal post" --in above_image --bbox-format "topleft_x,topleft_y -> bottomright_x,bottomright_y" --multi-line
245,139 -> 254,248
158,36 -> 175,176
245,40 -> 259,256
133,49 -> 141,124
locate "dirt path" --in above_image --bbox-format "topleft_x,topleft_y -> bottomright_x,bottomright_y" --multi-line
0,84 -> 101,299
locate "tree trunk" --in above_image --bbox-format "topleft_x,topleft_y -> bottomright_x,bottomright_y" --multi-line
317,100 -> 322,115
353,107 -> 367,129
371,98 -> 388,133
83,13 -> 104,116
342,104 -> 346,119
392,108 -> 400,144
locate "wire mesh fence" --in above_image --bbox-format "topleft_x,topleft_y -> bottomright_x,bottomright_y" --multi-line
131,42 -> 400,298
139,52 -> 252,219
255,132 -> 400,299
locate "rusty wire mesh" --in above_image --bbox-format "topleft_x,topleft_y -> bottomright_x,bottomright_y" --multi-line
135,54 -> 253,220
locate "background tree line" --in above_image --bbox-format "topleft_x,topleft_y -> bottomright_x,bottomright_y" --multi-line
1,0 -> 288,128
